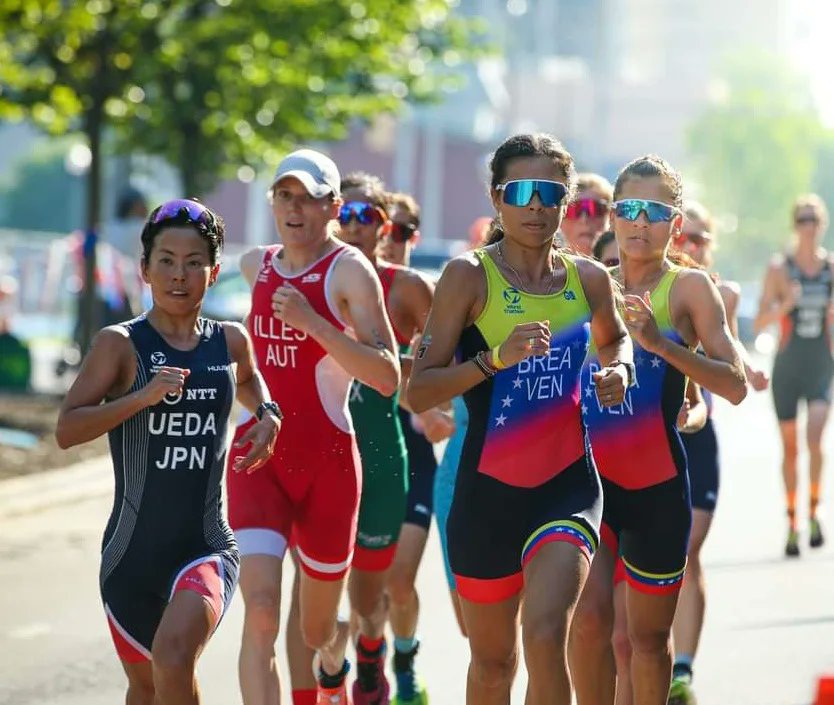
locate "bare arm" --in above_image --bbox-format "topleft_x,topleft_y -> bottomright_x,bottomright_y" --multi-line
55,328 -> 187,448
239,246 -> 267,288
394,270 -> 435,403
576,258 -> 633,404
578,259 -> 633,370
407,257 -> 503,412
224,322 -> 280,473
636,270 -> 747,404
721,280 -> 769,391
754,259 -> 792,333
677,380 -> 708,434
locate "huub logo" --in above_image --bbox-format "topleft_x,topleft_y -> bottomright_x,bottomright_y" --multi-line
151,351 -> 167,366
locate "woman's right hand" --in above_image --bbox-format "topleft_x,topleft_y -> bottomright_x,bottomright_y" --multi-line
140,366 -> 190,406
782,281 -> 802,314
492,321 -> 551,368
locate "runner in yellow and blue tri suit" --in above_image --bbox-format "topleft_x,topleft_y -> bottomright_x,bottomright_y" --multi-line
569,155 -> 747,705
408,132 -> 634,705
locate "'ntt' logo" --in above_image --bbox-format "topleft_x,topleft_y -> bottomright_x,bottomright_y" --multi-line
503,287 -> 521,305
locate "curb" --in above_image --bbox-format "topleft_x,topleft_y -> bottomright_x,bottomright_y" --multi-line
0,454 -> 112,519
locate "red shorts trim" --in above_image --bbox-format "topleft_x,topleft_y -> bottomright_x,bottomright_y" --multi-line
105,605 -> 151,664
170,556 -> 225,623
352,543 -> 398,572
455,572 -> 524,604
613,558 -> 627,586
521,532 -> 593,568
600,522 -> 618,554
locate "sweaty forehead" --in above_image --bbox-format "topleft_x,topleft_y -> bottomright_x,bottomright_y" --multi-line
617,176 -> 674,204
152,227 -> 209,254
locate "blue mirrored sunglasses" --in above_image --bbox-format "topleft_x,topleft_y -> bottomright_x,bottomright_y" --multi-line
496,179 -> 568,208
151,199 -> 214,228
338,201 -> 386,226
613,199 -> 678,223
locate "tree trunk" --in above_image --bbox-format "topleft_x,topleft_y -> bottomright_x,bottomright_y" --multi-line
180,125 -> 200,198
78,101 -> 104,355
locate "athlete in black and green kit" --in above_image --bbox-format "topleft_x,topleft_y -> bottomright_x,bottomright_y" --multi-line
339,172 -> 436,705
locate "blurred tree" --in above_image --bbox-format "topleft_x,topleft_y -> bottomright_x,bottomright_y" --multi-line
0,0 -> 485,349
687,51 -> 823,278
118,0 -> 485,196
0,139 -> 86,232
0,1 -> 161,353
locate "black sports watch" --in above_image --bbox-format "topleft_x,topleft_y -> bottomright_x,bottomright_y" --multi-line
256,400 -> 283,422
610,360 -> 636,388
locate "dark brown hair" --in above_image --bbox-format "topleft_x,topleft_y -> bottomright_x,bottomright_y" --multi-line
341,171 -> 390,215
613,155 -> 683,210
486,133 -> 577,244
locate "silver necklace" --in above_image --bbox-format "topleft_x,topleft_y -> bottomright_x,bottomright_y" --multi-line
498,241 -> 557,294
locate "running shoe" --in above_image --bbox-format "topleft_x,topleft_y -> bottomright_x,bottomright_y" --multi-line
785,529 -> 800,557
810,517 -> 825,548
667,673 -> 696,705
392,642 -> 428,704
352,640 -> 390,705
317,684 -> 351,705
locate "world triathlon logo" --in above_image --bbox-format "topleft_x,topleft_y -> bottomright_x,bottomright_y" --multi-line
151,351 -> 167,366
503,287 -> 521,305
502,287 -> 524,314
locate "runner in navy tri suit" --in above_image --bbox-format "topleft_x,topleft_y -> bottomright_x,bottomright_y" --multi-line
57,199 -> 280,705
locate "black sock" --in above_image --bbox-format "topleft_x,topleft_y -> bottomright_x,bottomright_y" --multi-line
318,659 -> 350,689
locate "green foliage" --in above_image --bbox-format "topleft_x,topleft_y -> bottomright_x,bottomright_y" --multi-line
118,0 -> 486,195
0,139 -> 87,232
0,0 -> 486,197
687,51 -> 824,277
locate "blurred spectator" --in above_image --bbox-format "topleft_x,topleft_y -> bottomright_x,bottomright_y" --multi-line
0,274 -> 31,390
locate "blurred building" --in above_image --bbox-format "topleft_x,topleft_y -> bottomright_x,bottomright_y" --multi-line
0,0 -> 792,246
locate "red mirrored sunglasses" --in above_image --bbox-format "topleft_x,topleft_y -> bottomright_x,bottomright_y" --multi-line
565,198 -> 609,220
389,222 -> 418,243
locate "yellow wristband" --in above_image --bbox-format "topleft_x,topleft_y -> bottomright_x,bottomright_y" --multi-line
491,344 -> 506,370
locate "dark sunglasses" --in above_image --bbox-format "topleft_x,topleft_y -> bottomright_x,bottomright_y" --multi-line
565,198 -> 609,220
338,201 -> 385,226
602,257 -> 619,268
496,179 -> 568,208
613,199 -> 678,223
151,199 -> 214,229
795,215 -> 820,225
682,231 -> 712,246
389,222 -> 418,243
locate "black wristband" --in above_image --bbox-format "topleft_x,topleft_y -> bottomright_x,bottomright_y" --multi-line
472,351 -> 496,378
256,401 -> 283,421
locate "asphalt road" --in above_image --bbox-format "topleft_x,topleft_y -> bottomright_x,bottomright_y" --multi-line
1,386 -> 833,704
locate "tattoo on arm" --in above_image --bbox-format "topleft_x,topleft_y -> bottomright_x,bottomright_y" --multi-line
416,334 -> 432,359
